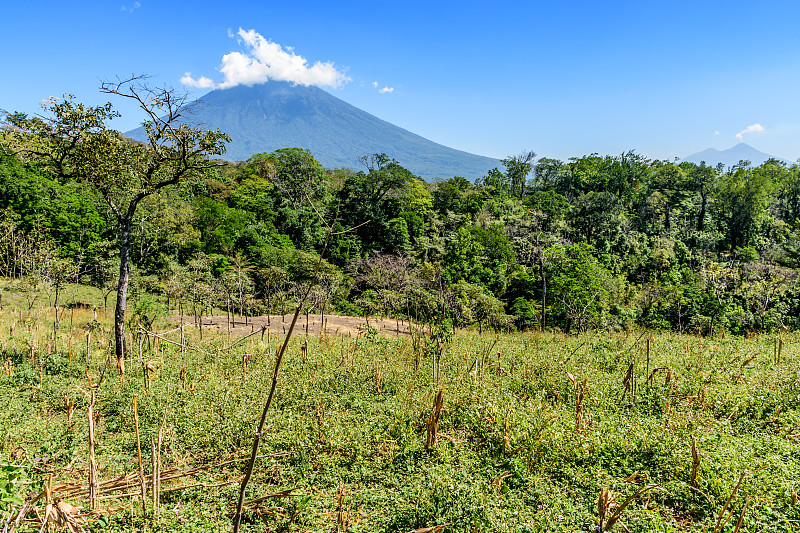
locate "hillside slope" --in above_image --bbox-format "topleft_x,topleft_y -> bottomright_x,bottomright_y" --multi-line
126,82 -> 500,181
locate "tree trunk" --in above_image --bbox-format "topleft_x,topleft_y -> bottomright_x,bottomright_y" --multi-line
697,191 -> 707,231
540,254 -> 547,331
115,220 -> 131,361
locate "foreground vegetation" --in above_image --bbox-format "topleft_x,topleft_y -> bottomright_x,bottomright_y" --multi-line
1,284 -> 798,532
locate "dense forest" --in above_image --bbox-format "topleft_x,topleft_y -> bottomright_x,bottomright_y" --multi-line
1,98 -> 799,337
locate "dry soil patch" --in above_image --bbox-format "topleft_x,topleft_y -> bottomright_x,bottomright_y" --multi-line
166,313 -> 413,338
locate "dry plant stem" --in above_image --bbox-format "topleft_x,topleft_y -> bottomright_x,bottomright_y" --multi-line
243,487 -> 296,507
150,437 -> 157,512
229,324 -> 266,349
3,502 -> 33,533
502,420 -> 509,455
598,487 -> 610,529
691,436 -> 700,488
161,480 -> 238,494
575,377 -> 588,432
133,395 -> 146,512
336,485 -> 347,532
88,391 -> 98,511
425,388 -> 444,448
603,484 -> 660,531
409,526 -> 449,533
713,471 -> 749,533
155,387 -> 169,514
233,219 -> 340,533
732,496 -> 751,533
143,330 -> 198,352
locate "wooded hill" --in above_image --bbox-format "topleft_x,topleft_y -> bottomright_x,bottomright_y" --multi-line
1,124 -> 799,335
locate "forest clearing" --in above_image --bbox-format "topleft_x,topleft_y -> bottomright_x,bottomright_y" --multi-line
164,313 -> 413,339
1,282 -> 798,533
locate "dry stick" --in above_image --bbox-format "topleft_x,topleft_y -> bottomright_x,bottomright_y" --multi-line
575,377 -> 588,432
425,388 -> 444,448
732,496 -> 751,533
161,480 -> 239,494
88,391 -> 98,511
158,453 -> 287,482
50,455 -> 288,501
690,436 -> 700,488
138,327 -> 143,365
3,496 -> 41,533
602,484 -> 660,531
713,471 -> 749,533
232,253 -> 323,531
150,437 -> 157,512
141,329 -> 206,354
243,486 -> 296,507
133,395 -> 146,513
232,209 -> 365,533
229,324 -> 267,350
155,387 -> 170,515
180,324 -> 185,387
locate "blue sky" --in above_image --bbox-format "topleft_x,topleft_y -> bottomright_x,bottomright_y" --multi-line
3,0 -> 800,163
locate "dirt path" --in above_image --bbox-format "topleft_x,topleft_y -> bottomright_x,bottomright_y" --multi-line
166,313 -> 413,338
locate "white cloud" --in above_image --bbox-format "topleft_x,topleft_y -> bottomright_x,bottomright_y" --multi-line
714,131 -> 720,135
120,1 -> 140,12
371,81 -> 394,93
735,123 -> 764,140
181,28 -> 350,90
180,73 -> 216,89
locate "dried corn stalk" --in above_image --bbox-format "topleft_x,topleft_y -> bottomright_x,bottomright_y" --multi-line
408,525 -> 448,533
336,485 -> 350,532
490,470 -> 511,490
600,483 -> 660,531
575,377 -> 588,432
425,388 -> 444,448
691,436 -> 700,488
43,500 -> 86,533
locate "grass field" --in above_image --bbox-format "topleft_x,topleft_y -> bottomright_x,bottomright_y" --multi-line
1,284 -> 799,532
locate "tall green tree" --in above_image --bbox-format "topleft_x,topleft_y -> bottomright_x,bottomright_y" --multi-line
715,162 -> 776,252
684,161 -> 719,232
337,153 -> 414,254
4,79 -> 229,360
649,161 -> 691,232
502,150 -> 536,199
547,243 -> 613,332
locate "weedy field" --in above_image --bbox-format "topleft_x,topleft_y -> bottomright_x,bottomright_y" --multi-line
0,285 -> 798,532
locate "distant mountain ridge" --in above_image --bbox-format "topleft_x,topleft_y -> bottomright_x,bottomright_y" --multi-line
126,82 -> 500,181
682,143 -> 793,168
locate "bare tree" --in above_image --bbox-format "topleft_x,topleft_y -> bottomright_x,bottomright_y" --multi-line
4,77 -> 229,360
352,253 -> 413,321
